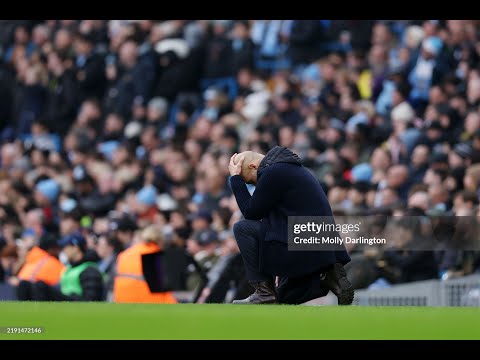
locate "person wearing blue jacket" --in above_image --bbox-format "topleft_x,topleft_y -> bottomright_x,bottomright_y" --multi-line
229,146 -> 353,305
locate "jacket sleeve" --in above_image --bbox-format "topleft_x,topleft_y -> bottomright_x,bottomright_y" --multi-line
229,165 -> 282,220
78,267 -> 105,301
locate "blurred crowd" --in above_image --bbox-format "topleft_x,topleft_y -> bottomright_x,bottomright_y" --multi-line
1,20 -> 480,302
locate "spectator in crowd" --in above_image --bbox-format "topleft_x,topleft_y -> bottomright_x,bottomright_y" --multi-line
231,21 -> 255,74
380,212 -> 438,284
287,20 -> 327,67
407,35 -> 449,113
0,244 -> 19,283
34,178 -> 60,227
196,230 -> 251,303
203,20 -> 234,80
103,39 -> 153,119
74,32 -> 106,102
134,185 -> 158,226
4,24 -> 36,63
189,209 -> 213,232
186,228 -> 220,292
42,50 -> 78,135
108,213 -> 138,250
95,232 -> 122,300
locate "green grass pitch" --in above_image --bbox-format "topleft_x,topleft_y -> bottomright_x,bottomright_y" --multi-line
0,302 -> 479,339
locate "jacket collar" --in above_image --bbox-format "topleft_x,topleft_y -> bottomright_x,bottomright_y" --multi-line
258,146 -> 303,173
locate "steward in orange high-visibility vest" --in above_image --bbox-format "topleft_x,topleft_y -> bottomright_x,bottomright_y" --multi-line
113,225 -> 177,303
17,246 -> 65,285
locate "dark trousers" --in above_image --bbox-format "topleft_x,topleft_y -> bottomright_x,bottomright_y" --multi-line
17,280 -> 69,301
17,280 -> 33,301
233,219 -> 329,304
233,219 -> 271,282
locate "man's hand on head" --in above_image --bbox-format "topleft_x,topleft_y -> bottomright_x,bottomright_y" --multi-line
229,153 -> 244,177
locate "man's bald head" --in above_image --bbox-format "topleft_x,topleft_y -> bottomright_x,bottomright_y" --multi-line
235,151 -> 260,172
234,151 -> 264,184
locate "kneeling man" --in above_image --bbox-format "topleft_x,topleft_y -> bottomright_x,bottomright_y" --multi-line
229,146 -> 353,305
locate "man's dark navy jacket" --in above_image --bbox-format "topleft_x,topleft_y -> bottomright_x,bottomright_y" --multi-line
230,146 -> 350,278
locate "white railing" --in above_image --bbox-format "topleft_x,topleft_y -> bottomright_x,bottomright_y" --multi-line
351,274 -> 480,307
